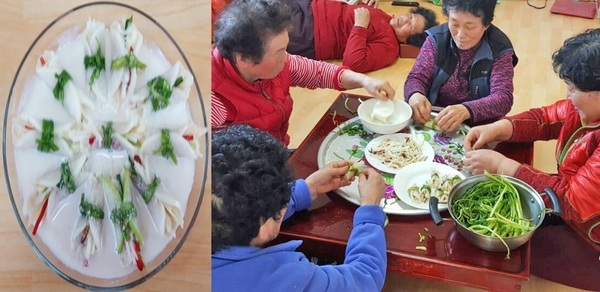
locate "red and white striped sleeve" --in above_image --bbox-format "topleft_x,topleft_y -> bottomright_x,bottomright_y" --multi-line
211,91 -> 228,127
288,53 -> 347,91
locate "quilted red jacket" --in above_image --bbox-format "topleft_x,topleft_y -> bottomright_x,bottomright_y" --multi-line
507,99 -> 600,252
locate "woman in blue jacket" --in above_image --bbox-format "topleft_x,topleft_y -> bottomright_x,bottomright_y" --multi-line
212,125 -> 387,291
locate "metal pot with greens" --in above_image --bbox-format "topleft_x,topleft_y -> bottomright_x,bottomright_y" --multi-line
429,172 -> 562,259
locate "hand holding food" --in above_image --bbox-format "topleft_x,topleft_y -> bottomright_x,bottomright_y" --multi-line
462,149 -> 520,176
357,168 -> 385,206
435,104 -> 471,132
306,160 -> 354,200
361,77 -> 395,100
407,93 -> 431,124
464,119 -> 514,151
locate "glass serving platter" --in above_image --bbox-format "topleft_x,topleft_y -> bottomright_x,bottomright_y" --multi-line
3,2 -> 208,290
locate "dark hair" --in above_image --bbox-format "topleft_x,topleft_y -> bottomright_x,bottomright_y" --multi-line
406,6 -> 439,47
212,124 -> 294,254
213,0 -> 293,65
442,0 -> 496,26
552,28 -> 600,92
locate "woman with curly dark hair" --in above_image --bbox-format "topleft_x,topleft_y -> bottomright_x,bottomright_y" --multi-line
404,0 -> 518,132
463,28 -> 600,290
212,124 -> 388,291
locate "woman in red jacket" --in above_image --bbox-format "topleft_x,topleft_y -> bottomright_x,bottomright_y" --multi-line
286,0 -> 438,73
462,28 -> 600,290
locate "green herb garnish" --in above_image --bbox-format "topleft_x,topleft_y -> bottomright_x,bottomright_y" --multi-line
142,176 -> 161,204
53,70 -> 72,104
101,169 -> 143,253
57,162 -> 76,193
153,129 -> 177,164
111,51 -> 147,70
79,194 -> 104,220
147,76 -> 173,111
174,76 -> 183,87
124,15 -> 133,30
102,122 -> 114,149
338,122 -> 372,140
84,47 -> 105,86
36,119 -> 59,153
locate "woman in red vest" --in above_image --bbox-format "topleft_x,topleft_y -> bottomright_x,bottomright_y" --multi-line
211,0 -> 396,146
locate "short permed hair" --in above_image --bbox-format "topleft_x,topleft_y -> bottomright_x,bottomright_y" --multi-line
442,0 -> 496,27
552,28 -> 600,92
406,6 -> 439,47
212,124 -> 294,254
213,0 -> 293,65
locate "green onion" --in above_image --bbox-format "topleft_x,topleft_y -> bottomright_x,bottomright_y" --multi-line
142,176 -> 161,204
111,51 -> 147,70
57,162 -> 76,193
153,129 -> 177,164
102,122 -> 114,149
124,15 -> 133,30
53,70 -> 71,104
84,47 -> 105,85
36,119 -> 59,153
174,76 -> 184,87
147,76 -> 173,111
79,194 -> 104,220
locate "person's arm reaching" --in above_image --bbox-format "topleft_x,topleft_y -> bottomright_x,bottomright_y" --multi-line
288,53 -> 396,99
342,8 -> 399,72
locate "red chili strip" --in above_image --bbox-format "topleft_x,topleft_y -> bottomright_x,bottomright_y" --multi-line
32,196 -> 49,236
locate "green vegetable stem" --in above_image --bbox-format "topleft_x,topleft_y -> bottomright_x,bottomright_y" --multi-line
84,46 -> 105,86
153,129 -> 178,164
101,169 -> 143,254
147,76 -> 173,111
57,162 -> 76,193
53,70 -> 72,104
36,119 -> 59,153
102,122 -> 114,149
111,50 -> 147,71
79,194 -> 104,220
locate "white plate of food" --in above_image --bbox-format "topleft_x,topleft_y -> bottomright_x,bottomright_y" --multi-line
364,133 -> 434,174
393,161 -> 465,210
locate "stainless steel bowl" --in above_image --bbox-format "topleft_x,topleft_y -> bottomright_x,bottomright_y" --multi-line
430,174 -> 561,252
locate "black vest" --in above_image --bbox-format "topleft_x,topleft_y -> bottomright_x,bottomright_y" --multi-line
426,23 -> 518,105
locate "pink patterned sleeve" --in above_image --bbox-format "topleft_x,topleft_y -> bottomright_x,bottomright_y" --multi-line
211,91 -> 227,127
288,53 -> 346,90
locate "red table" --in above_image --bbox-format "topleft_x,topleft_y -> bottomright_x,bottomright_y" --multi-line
276,93 -> 535,291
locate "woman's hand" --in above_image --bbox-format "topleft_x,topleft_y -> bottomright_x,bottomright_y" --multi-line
354,8 -> 371,29
464,119 -> 514,151
305,160 -> 353,201
361,0 -> 379,8
357,168 -> 385,206
462,149 -> 521,176
339,71 -> 395,99
435,104 -> 470,132
407,93 -> 431,124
